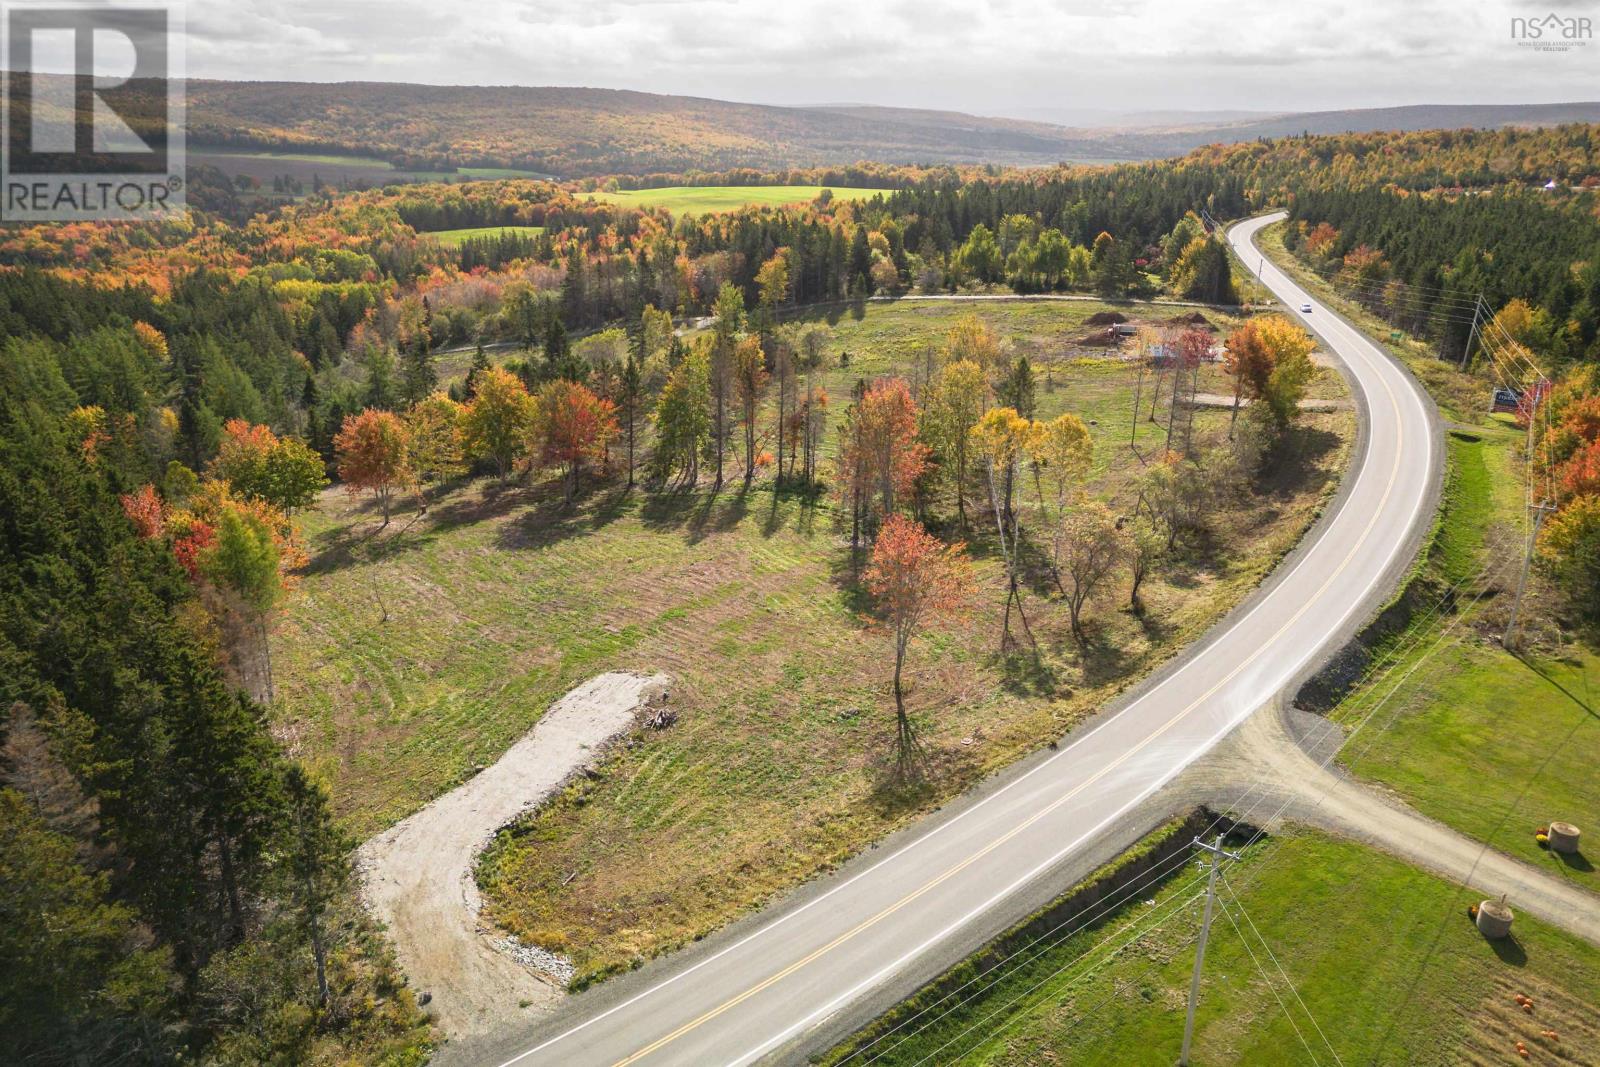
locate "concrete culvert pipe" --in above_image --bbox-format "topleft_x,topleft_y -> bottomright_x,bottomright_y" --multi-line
1548,822 -> 1581,855
1477,898 -> 1515,939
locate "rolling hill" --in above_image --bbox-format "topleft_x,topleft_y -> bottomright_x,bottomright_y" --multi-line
181,79 -> 1600,178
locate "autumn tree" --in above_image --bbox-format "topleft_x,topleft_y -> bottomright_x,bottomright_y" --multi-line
942,313 -> 1004,372
1057,500 -> 1126,644
1142,450 -> 1209,550
733,335 -> 769,486
208,418 -> 327,514
653,343 -> 712,487
954,224 -> 1003,286
1223,320 -> 1276,434
406,393 -> 464,483
1541,495 -> 1600,621
971,406 -> 1037,649
792,322 -> 834,484
531,379 -> 618,502
1030,413 -> 1094,582
1255,316 -> 1317,428
333,409 -> 413,522
460,367 -> 535,483
839,378 -> 929,549
201,502 -> 287,702
1125,512 -> 1165,614
1168,236 -> 1237,304
923,359 -> 988,528
771,332 -> 795,482
865,515 -> 972,779
1164,329 -> 1212,457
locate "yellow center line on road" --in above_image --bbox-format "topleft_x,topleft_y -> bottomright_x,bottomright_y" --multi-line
611,261 -> 1410,1067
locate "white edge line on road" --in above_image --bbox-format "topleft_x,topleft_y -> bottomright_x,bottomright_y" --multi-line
496,213 -> 1430,1067
731,230 -> 1426,1062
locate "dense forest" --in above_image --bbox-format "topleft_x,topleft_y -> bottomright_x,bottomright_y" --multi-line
4,120 -> 1600,1064
0,272 -> 433,1063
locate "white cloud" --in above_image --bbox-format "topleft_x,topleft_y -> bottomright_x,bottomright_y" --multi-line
181,0 -> 1600,114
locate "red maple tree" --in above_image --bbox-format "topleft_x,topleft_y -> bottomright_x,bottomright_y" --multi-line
533,379 -> 618,501
866,514 -> 972,778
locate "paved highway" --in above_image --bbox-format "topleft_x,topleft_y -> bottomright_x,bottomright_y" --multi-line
480,212 -> 1440,1067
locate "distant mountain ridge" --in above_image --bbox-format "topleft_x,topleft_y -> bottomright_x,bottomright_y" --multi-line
179,79 -> 1600,178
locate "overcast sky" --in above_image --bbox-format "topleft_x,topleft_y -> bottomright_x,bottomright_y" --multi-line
185,0 -> 1600,120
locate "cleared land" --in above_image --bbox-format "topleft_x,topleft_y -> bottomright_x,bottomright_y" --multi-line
425,225 -> 547,247
821,828 -> 1600,1066
588,185 -> 888,213
273,298 -> 1353,988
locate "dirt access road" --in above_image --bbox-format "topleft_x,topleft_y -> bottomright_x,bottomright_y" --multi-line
358,671 -> 670,1039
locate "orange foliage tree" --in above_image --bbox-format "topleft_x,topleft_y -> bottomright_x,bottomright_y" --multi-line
866,514 -> 972,778
1223,320 -> 1275,434
532,379 -> 618,502
838,377 -> 929,552
333,409 -> 413,523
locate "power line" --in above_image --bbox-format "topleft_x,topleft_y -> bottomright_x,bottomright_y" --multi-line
1221,872 -> 1345,1066
1215,890 -> 1323,1065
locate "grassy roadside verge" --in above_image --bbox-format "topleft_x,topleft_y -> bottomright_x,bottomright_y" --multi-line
818,827 -> 1600,1066
1255,221 -> 1597,893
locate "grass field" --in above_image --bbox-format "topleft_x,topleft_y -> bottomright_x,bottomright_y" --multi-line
588,184 -> 890,213
821,828 -> 1600,1066
1329,416 -> 1598,893
1260,225 -> 1598,893
424,225 -> 546,247
273,298 -> 1353,987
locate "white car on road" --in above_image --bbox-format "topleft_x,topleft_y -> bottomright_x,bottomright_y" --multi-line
1300,302 -> 1313,313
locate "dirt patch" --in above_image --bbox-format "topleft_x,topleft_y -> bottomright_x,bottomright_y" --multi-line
1168,310 -> 1216,330
1084,310 -> 1128,326
357,671 -> 670,1038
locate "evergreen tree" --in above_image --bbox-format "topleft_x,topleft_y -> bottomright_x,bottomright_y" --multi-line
465,339 -> 492,398
997,355 -> 1037,420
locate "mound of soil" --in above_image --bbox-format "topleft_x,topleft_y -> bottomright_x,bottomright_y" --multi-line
1169,311 -> 1215,330
1084,310 -> 1127,326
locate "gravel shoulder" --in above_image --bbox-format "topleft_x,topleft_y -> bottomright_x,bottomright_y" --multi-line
357,671 -> 670,1039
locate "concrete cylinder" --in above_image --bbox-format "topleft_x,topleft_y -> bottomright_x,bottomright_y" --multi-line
1477,899 -> 1514,939
1548,822 -> 1581,855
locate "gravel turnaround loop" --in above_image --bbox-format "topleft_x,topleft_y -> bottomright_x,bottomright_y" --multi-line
358,671 -> 671,1038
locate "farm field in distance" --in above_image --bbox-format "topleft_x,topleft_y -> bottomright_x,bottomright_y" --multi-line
587,184 -> 890,213
272,297 -> 1355,987
424,224 -> 547,247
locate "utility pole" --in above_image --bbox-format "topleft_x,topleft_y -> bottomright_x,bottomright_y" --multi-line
1180,835 -> 1241,1066
1503,500 -> 1557,649
1460,295 -> 1486,371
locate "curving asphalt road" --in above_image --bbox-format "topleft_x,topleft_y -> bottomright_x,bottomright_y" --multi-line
466,212 -> 1440,1067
